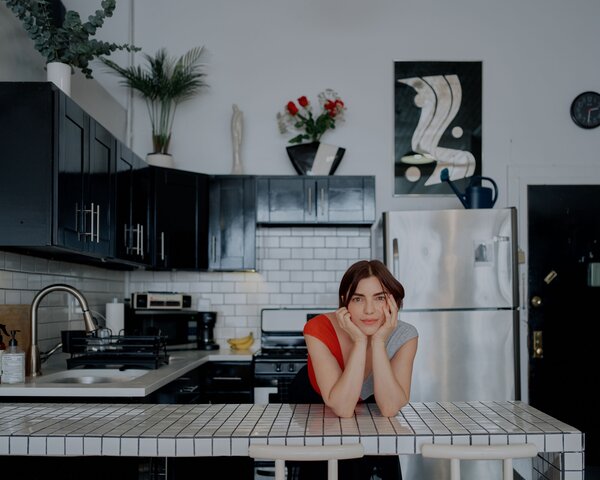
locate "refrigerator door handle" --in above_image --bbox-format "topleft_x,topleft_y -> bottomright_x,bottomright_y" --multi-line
392,238 -> 400,279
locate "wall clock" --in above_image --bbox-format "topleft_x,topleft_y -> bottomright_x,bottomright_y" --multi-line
570,91 -> 600,129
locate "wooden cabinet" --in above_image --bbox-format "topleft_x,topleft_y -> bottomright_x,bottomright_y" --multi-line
256,176 -> 375,225
114,142 -> 150,265
0,82 -> 115,260
149,166 -> 209,270
208,176 -> 256,271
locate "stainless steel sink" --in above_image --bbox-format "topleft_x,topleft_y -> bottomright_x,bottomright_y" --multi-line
39,369 -> 149,385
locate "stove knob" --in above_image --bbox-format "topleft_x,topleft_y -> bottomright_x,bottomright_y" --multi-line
288,364 -> 295,373
275,363 -> 282,373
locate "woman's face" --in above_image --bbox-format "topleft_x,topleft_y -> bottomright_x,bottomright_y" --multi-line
346,276 -> 388,335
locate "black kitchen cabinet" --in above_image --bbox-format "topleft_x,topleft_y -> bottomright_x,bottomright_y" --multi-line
256,176 -> 375,225
0,82 -> 115,261
196,361 -> 254,403
208,176 -> 256,271
149,166 -> 209,270
114,142 -> 151,265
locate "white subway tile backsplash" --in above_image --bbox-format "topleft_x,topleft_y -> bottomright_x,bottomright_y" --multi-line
280,259 -> 303,270
259,259 -> 280,270
269,293 -> 293,305
266,248 -> 292,259
224,293 -> 247,305
291,271 -> 313,282
291,249 -> 315,259
302,259 -> 326,271
266,270 -> 290,282
302,237 -> 325,248
325,236 -> 348,248
1,226 -> 371,344
280,237 -> 302,248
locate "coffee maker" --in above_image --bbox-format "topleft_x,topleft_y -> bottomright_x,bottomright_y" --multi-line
197,311 -> 219,350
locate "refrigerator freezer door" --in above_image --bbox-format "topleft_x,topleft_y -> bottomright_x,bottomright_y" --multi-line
383,208 -> 518,310
402,310 -> 517,402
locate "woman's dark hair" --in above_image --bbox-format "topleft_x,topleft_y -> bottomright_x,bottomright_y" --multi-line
339,260 -> 405,308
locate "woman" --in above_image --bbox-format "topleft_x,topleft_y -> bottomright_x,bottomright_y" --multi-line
289,259 -> 418,479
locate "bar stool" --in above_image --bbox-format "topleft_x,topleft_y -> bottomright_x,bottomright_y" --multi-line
248,443 -> 365,480
421,443 -> 538,480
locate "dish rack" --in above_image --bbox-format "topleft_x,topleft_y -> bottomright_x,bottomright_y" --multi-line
66,334 -> 169,370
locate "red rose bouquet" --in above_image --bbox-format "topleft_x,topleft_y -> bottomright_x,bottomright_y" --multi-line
277,89 -> 346,144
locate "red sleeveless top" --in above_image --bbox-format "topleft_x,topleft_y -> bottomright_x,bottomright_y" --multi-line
304,314 -> 344,395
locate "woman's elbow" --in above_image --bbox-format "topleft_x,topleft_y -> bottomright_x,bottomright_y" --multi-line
380,406 -> 400,417
332,406 -> 356,418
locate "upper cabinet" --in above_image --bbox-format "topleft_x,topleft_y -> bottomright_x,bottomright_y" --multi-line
0,82 -> 115,260
256,176 -> 375,225
208,176 -> 256,271
149,166 -> 209,270
115,142 -> 151,265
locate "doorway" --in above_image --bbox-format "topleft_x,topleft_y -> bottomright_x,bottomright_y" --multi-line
528,185 -> 600,477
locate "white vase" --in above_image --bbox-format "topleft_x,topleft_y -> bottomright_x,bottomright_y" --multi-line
146,153 -> 174,168
46,62 -> 72,96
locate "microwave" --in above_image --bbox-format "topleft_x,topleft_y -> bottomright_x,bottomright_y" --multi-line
125,307 -> 200,346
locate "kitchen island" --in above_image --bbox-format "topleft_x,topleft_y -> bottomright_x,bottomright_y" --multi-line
0,401 -> 584,479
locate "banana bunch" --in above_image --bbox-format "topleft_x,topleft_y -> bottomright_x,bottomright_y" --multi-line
227,331 -> 254,350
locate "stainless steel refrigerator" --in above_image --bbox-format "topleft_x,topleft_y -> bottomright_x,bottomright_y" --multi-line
374,208 -> 520,480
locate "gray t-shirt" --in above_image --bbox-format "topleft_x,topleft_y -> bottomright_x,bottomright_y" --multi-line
360,320 -> 418,399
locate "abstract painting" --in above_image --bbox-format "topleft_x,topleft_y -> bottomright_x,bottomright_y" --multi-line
394,61 -> 482,195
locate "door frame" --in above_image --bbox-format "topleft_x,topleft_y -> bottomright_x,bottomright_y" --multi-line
507,165 -> 600,403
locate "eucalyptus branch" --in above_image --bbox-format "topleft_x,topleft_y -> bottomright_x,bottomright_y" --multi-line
2,0 -> 139,78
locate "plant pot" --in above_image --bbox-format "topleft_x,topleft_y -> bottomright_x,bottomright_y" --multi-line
146,153 -> 174,168
286,142 -> 345,175
46,62 -> 72,96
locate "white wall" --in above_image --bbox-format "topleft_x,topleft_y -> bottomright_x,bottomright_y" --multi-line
88,0 -> 600,216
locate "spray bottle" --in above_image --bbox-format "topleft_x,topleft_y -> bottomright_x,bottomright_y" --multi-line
0,324 -> 8,383
2,329 -> 25,384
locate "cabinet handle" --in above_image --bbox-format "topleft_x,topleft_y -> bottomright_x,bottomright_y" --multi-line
140,224 -> 144,258
134,223 -> 139,255
79,203 -> 93,241
89,202 -> 95,242
213,376 -> 243,381
95,203 -> 100,243
320,187 -> 325,216
161,231 -> 165,261
308,187 -> 312,215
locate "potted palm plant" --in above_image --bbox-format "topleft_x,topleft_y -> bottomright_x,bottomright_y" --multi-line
101,46 -> 207,167
2,0 -> 139,95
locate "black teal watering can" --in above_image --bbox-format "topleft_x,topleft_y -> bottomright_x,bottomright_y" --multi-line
440,168 -> 498,209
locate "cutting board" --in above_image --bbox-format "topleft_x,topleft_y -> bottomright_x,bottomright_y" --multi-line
0,305 -> 32,375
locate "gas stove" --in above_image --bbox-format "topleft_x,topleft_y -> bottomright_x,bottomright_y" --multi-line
253,308 -> 330,404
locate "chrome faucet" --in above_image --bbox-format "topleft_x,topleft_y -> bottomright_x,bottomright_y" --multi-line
30,284 -> 98,377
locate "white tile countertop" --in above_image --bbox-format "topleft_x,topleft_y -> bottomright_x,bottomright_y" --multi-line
0,401 -> 584,479
0,344 -> 256,397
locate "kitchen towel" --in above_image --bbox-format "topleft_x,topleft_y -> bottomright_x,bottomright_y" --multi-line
105,299 -> 124,335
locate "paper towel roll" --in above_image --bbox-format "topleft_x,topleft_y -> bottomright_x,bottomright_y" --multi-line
105,300 -> 124,335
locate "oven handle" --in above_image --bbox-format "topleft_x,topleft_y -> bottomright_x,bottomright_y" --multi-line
213,376 -> 243,381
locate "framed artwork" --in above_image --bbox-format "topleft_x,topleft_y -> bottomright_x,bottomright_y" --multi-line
394,61 -> 482,195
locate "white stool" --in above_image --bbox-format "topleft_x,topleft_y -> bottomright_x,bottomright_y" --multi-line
248,443 -> 364,480
421,443 -> 538,480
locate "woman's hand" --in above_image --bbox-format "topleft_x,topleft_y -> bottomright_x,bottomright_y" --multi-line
335,307 -> 367,345
372,294 -> 398,344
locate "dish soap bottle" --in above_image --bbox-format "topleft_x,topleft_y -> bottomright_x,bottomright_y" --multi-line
2,330 -> 25,384
0,324 -> 8,383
